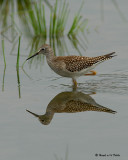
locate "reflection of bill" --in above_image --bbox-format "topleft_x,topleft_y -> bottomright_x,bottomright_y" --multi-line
26,91 -> 116,125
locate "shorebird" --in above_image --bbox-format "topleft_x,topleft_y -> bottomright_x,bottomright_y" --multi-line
26,44 -> 116,87
26,91 -> 116,125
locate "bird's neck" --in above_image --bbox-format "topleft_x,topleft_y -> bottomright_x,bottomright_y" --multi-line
46,51 -> 56,62
45,111 -> 54,121
45,111 -> 54,117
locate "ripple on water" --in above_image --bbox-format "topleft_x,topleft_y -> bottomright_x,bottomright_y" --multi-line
79,73 -> 128,95
34,72 -> 128,95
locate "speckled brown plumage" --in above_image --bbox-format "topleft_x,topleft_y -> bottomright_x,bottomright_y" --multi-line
54,52 -> 116,72
63,100 -> 115,113
26,91 -> 116,125
51,100 -> 115,114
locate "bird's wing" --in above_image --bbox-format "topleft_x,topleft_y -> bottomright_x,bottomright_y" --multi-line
62,100 -> 116,114
54,52 -> 116,73
64,56 -> 94,72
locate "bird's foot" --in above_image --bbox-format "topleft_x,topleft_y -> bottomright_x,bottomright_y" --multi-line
85,70 -> 97,76
89,92 -> 96,95
72,79 -> 77,89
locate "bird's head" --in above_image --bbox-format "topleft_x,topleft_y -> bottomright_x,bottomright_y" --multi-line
26,109 -> 53,125
26,44 -> 53,61
38,115 -> 52,125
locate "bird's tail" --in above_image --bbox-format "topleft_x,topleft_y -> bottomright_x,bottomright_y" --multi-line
91,52 -> 116,65
102,52 -> 116,59
96,52 -> 116,62
94,105 -> 117,114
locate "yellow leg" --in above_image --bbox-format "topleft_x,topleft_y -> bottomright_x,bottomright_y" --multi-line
85,70 -> 97,76
72,78 -> 77,88
89,92 -> 96,95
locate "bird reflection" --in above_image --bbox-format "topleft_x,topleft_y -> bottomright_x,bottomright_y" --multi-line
26,91 -> 116,125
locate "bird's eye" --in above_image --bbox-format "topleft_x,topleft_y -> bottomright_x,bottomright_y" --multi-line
42,48 -> 45,51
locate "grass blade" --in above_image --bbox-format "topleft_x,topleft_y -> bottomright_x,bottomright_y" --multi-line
68,1 -> 86,36
2,66 -> 6,92
17,66 -> 21,98
16,36 -> 21,98
16,36 -> 21,68
35,3 -> 42,33
2,39 -> 6,67
42,4 -> 47,37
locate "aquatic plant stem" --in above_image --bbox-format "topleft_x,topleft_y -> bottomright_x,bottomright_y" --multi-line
16,36 -> 21,68
2,40 -> 6,67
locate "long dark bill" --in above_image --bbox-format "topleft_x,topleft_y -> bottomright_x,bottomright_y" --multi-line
26,109 -> 39,117
26,52 -> 39,61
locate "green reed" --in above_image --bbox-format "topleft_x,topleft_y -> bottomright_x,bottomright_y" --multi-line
22,0 -> 87,39
16,66 -> 21,98
2,66 -> 6,92
16,36 -> 21,68
68,1 -> 88,36
2,40 -> 6,67
2,40 -> 6,92
26,1 -> 47,37
16,36 -> 21,98
18,0 -> 88,63
24,0 -> 70,38
50,0 -> 69,37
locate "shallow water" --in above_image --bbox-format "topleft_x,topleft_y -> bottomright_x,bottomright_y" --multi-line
0,0 -> 128,160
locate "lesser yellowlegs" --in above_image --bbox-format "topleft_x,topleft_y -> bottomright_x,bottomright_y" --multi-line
26,44 -> 116,87
26,91 -> 116,125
